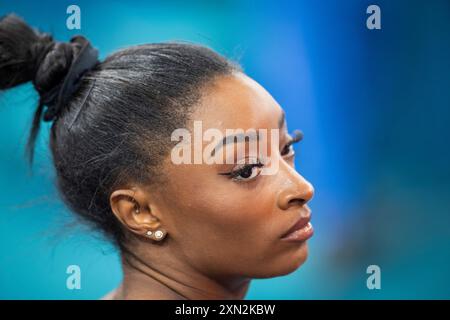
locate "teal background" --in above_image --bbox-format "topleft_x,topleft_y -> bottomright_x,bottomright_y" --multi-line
1,0 -> 449,299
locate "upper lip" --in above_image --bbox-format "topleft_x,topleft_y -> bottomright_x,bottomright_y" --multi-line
280,209 -> 311,239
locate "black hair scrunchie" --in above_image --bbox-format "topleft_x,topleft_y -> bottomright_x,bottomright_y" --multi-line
39,36 -> 99,122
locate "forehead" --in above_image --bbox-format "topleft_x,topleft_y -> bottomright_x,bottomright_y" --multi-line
190,73 -> 284,132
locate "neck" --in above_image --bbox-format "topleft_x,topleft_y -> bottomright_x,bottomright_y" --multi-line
113,244 -> 251,300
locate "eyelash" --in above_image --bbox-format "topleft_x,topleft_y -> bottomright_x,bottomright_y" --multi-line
219,130 -> 303,182
281,130 -> 303,157
218,161 -> 265,181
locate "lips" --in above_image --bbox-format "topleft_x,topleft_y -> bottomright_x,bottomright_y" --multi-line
280,210 -> 314,242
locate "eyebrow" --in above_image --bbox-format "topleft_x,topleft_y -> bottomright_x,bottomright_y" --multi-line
210,110 -> 286,157
210,132 -> 259,157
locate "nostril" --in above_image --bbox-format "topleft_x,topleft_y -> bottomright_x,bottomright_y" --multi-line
288,198 -> 305,206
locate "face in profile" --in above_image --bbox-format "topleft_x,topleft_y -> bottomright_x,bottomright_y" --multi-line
114,72 -> 315,285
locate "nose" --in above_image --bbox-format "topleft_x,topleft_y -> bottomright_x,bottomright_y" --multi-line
277,171 -> 314,211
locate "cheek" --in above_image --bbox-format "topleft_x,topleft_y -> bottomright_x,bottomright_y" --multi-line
164,164 -> 277,241
161,166 -> 308,278
182,192 -> 308,278
174,185 -> 275,243
165,180 -> 282,273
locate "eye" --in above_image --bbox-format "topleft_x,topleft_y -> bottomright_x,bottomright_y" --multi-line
281,129 -> 303,157
281,143 -> 295,157
218,161 -> 264,182
232,163 -> 263,181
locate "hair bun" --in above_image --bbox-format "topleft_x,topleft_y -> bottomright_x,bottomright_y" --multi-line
37,35 -> 99,121
0,14 -> 99,121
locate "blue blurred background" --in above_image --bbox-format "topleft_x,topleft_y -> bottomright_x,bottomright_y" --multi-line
1,0 -> 449,299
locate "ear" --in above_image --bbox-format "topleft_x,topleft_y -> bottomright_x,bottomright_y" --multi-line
109,187 -> 164,239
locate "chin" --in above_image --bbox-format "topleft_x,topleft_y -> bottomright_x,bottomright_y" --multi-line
279,242 -> 309,276
252,242 -> 310,279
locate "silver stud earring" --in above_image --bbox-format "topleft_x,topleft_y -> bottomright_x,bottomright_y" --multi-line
154,230 -> 164,239
145,229 -> 166,240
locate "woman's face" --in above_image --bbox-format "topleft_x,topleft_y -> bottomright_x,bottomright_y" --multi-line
150,72 -> 314,279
